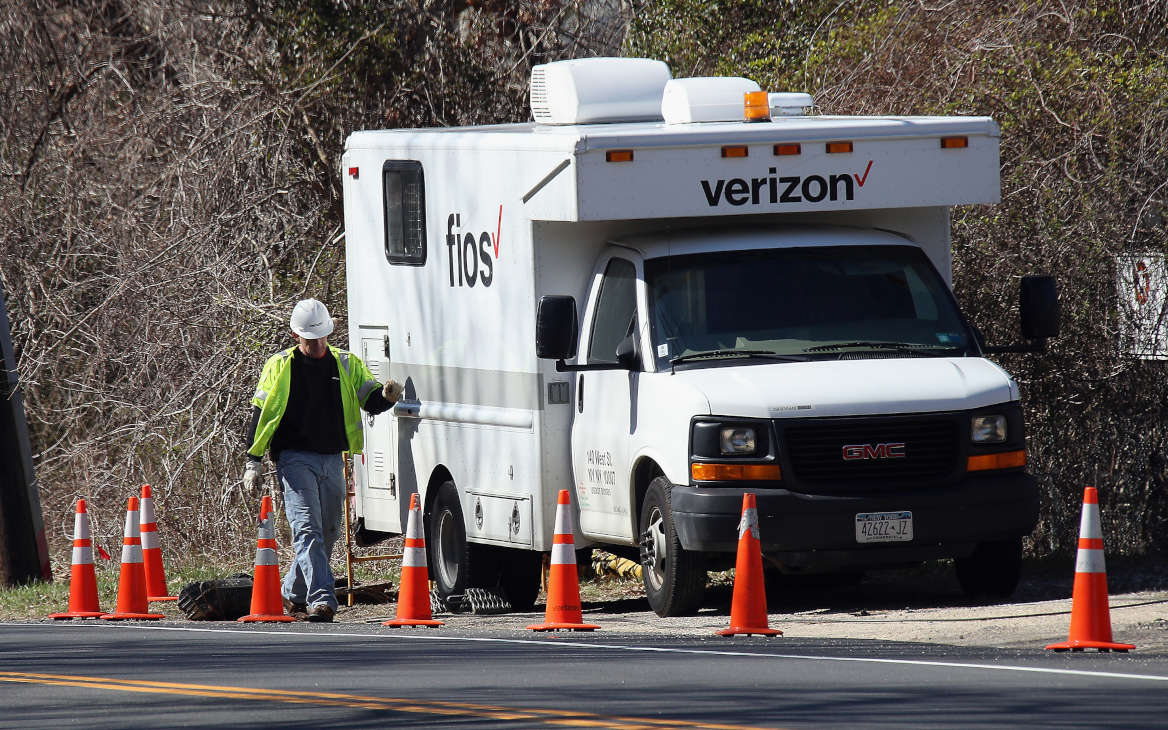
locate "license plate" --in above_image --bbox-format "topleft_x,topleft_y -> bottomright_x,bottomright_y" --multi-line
855,511 -> 913,543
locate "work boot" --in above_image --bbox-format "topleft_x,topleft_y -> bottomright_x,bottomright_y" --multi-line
306,604 -> 334,623
283,597 -> 308,621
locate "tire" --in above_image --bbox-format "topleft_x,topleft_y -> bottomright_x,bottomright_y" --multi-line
498,547 -> 542,611
427,481 -> 498,602
639,476 -> 706,616
955,536 -> 1023,600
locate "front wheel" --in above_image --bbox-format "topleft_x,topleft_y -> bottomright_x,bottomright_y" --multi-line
955,536 -> 1023,600
639,477 -> 706,616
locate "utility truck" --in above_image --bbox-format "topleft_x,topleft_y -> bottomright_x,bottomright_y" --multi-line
342,58 -> 1058,616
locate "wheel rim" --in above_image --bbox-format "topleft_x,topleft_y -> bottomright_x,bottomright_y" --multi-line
645,505 -> 667,591
435,508 -> 459,589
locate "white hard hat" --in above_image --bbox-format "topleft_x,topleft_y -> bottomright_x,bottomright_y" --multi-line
290,299 -> 334,339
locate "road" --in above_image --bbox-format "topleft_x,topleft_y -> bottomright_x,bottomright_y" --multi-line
2,621 -> 1166,729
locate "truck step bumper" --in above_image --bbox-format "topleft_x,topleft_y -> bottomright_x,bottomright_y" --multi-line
670,472 -> 1039,562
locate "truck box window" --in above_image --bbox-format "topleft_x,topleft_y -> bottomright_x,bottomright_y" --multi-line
383,161 -> 426,265
588,258 -> 637,363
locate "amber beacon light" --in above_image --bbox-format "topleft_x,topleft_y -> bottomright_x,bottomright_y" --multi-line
743,91 -> 771,122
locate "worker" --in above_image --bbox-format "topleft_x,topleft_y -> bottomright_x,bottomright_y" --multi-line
243,298 -> 402,622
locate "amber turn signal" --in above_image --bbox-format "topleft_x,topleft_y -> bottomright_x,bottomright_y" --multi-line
744,91 -> 771,122
692,463 -> 782,481
967,450 -> 1026,472
721,146 -> 749,158
825,141 -> 853,154
940,137 -> 968,149
773,143 -> 801,156
606,149 -> 634,162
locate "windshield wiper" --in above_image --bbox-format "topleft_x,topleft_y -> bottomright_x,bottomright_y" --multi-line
803,341 -> 951,356
669,349 -> 808,365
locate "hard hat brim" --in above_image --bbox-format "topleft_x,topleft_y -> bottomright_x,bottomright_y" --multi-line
292,319 -> 334,339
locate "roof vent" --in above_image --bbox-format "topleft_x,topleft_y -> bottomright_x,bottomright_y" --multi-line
529,58 -> 672,125
661,77 -> 761,124
769,92 -> 814,116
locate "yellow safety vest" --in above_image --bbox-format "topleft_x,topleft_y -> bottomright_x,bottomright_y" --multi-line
248,345 -> 380,458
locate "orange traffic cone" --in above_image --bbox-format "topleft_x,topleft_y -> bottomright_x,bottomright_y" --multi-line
239,495 -> 295,623
384,493 -> 443,627
528,490 -> 599,632
717,493 -> 781,637
140,484 -> 176,602
101,497 -> 165,620
49,500 -> 104,619
1046,486 -> 1135,652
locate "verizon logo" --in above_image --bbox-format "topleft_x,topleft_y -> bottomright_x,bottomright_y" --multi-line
700,161 -> 873,207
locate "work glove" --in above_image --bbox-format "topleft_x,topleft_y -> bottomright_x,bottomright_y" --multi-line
382,379 -> 403,404
243,460 -> 263,496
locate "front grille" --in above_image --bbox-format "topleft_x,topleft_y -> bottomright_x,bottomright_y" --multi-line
783,417 -> 959,488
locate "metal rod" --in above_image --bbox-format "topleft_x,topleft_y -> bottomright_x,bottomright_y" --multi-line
350,554 -> 403,563
342,455 -> 355,607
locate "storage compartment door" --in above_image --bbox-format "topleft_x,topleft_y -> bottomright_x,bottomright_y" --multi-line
360,328 -> 400,533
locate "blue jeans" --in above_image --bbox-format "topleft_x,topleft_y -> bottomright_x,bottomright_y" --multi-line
275,450 -> 346,610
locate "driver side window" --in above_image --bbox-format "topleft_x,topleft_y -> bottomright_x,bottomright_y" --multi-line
588,258 -> 637,364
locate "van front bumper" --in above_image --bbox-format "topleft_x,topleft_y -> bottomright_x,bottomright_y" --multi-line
670,472 -> 1038,567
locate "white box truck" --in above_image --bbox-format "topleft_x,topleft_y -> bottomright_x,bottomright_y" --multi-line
342,58 -> 1058,616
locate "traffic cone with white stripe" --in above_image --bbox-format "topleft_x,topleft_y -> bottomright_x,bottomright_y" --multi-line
384,493 -> 444,627
717,493 -> 781,637
101,497 -> 165,620
239,495 -> 295,622
49,500 -> 104,619
527,490 -> 599,632
140,485 -> 176,602
1046,486 -> 1135,652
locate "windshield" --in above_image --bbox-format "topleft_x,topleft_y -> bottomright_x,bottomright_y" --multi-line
645,244 -> 972,369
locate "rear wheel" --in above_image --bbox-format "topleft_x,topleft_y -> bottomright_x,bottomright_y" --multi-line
955,536 -> 1023,599
427,481 -> 497,602
639,477 -> 706,616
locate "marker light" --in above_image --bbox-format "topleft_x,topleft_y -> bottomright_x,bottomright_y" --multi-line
773,144 -> 801,156
941,137 -> 969,149
348,167 -> 359,178
606,150 -> 634,162
826,141 -> 854,154
722,146 -> 749,158
692,463 -> 782,481
744,91 -> 771,122
967,450 -> 1026,472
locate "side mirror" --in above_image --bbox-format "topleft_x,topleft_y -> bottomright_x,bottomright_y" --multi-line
536,295 -> 578,360
1020,275 -> 1060,340
615,333 -> 641,371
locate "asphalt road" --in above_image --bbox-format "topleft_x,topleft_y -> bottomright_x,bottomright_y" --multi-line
2,621 -> 1166,729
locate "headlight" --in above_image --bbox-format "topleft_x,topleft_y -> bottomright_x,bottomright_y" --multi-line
971,415 -> 1007,443
720,427 -> 756,454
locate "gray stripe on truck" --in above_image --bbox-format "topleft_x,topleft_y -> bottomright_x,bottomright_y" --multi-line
388,363 -> 544,411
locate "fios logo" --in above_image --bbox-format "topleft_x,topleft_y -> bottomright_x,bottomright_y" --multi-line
701,161 -> 873,207
446,208 -> 501,288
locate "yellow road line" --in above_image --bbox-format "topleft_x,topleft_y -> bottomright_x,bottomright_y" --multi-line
0,671 -> 789,730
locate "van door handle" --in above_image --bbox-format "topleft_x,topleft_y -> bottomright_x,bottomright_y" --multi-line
578,375 -> 584,413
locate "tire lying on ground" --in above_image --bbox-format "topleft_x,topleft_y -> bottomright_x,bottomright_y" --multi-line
177,574 -> 254,620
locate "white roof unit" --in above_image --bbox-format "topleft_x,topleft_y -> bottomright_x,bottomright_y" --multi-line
769,92 -> 814,116
661,77 -> 761,124
529,57 -> 672,125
